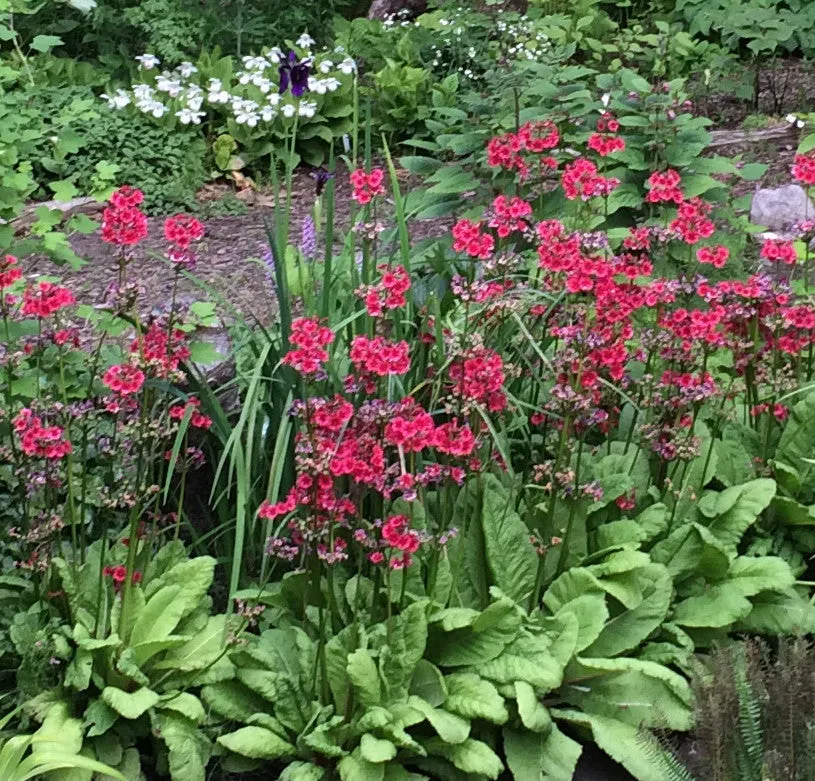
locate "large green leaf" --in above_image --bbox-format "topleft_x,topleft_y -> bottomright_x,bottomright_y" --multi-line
101,687 -> 160,720
151,711 -> 211,781
503,725 -> 581,781
776,391 -> 815,490
338,751 -> 385,781
735,589 -> 815,634
553,710 -> 664,781
477,631 -> 565,691
443,674 -> 508,723
698,479 -> 776,556
554,593 -> 608,652
514,681 -> 552,733
408,696 -> 470,744
347,649 -> 382,707
423,737 -> 503,779
585,565 -> 672,658
481,476 -> 537,604
155,614 -> 227,672
217,726 -> 295,759
562,657 -> 692,730
147,557 -> 216,619
673,556 -> 795,628
129,585 -> 185,648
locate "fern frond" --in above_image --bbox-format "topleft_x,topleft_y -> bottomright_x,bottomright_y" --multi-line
734,648 -> 764,781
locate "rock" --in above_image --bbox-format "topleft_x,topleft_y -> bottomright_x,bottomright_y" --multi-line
750,184 -> 815,235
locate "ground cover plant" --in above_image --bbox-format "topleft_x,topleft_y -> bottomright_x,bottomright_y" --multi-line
3,0 -> 815,779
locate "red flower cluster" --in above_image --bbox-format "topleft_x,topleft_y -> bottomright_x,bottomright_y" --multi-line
434,420 -> 476,456
646,169 -> 683,204
103,363 -> 146,395
587,113 -> 625,157
488,195 -> 532,237
103,565 -> 142,591
380,514 -> 421,569
282,317 -> 335,374
561,159 -> 619,200
487,121 -> 559,179
21,282 -> 75,318
0,255 -> 21,289
101,186 -> 148,246
350,335 -> 411,377
132,322 -> 190,377
670,198 -> 715,244
792,151 -> 815,186
350,168 -> 386,204
761,238 -> 798,265
697,245 -> 729,269
164,214 -> 205,248
169,397 -> 213,429
449,346 -> 507,411
452,219 -> 494,258
360,264 -> 410,316
13,409 -> 72,459
385,400 -> 436,452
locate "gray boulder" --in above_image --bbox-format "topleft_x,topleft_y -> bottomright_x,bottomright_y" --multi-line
750,184 -> 815,235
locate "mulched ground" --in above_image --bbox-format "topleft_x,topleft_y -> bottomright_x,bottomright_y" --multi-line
25,162 -> 452,322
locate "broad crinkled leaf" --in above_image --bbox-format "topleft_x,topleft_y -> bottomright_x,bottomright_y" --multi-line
514,681 -> 552,733
408,696 -> 470,744
347,649 -> 382,707
673,556 -> 795,628
279,762 -> 327,781
409,660 -> 447,707
503,724 -> 581,781
480,475 -> 537,604
360,734 -> 397,763
776,391 -> 815,490
151,711 -> 211,781
157,692 -> 206,724
129,585 -> 184,648
735,588 -> 815,634
554,593 -> 608,652
147,557 -> 216,619
444,673 -> 508,723
423,737 -> 503,779
553,709 -> 665,781
700,479 -> 776,557
338,751 -> 386,781
585,565 -> 672,658
477,632 -> 565,691
217,726 -> 295,759
101,687 -> 160,720
154,614 -> 227,672
562,657 -> 693,730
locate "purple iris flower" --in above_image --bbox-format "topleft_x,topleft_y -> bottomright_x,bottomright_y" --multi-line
279,51 -> 311,97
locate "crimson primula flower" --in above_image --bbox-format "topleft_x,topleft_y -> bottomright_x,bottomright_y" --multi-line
350,168 -> 386,204
792,151 -> 815,186
103,364 -> 146,395
646,169 -> 683,204
21,282 -> 75,318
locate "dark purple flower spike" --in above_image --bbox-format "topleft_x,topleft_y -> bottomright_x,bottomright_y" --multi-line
279,51 -> 311,97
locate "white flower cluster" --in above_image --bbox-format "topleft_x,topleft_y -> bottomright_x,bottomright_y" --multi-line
101,35 -> 356,129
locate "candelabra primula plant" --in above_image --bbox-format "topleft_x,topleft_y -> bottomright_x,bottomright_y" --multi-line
198,102 -> 815,779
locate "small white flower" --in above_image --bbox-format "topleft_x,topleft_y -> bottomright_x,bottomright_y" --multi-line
147,101 -> 168,118
439,18 -> 449,25
208,81 -> 231,104
323,77 -> 340,92
243,55 -> 269,71
176,108 -> 205,124
235,106 -> 260,126
135,53 -> 160,69
260,105 -> 277,122
319,60 -> 333,73
268,92 -> 282,106
296,32 -> 315,49
101,89 -> 131,109
133,83 -> 154,101
238,72 -> 252,85
187,95 -> 204,112
156,74 -> 182,97
339,57 -> 356,75
601,93 -> 611,107
178,61 -> 198,79
281,103 -> 296,118
334,45 -> 345,54
298,100 -> 317,118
